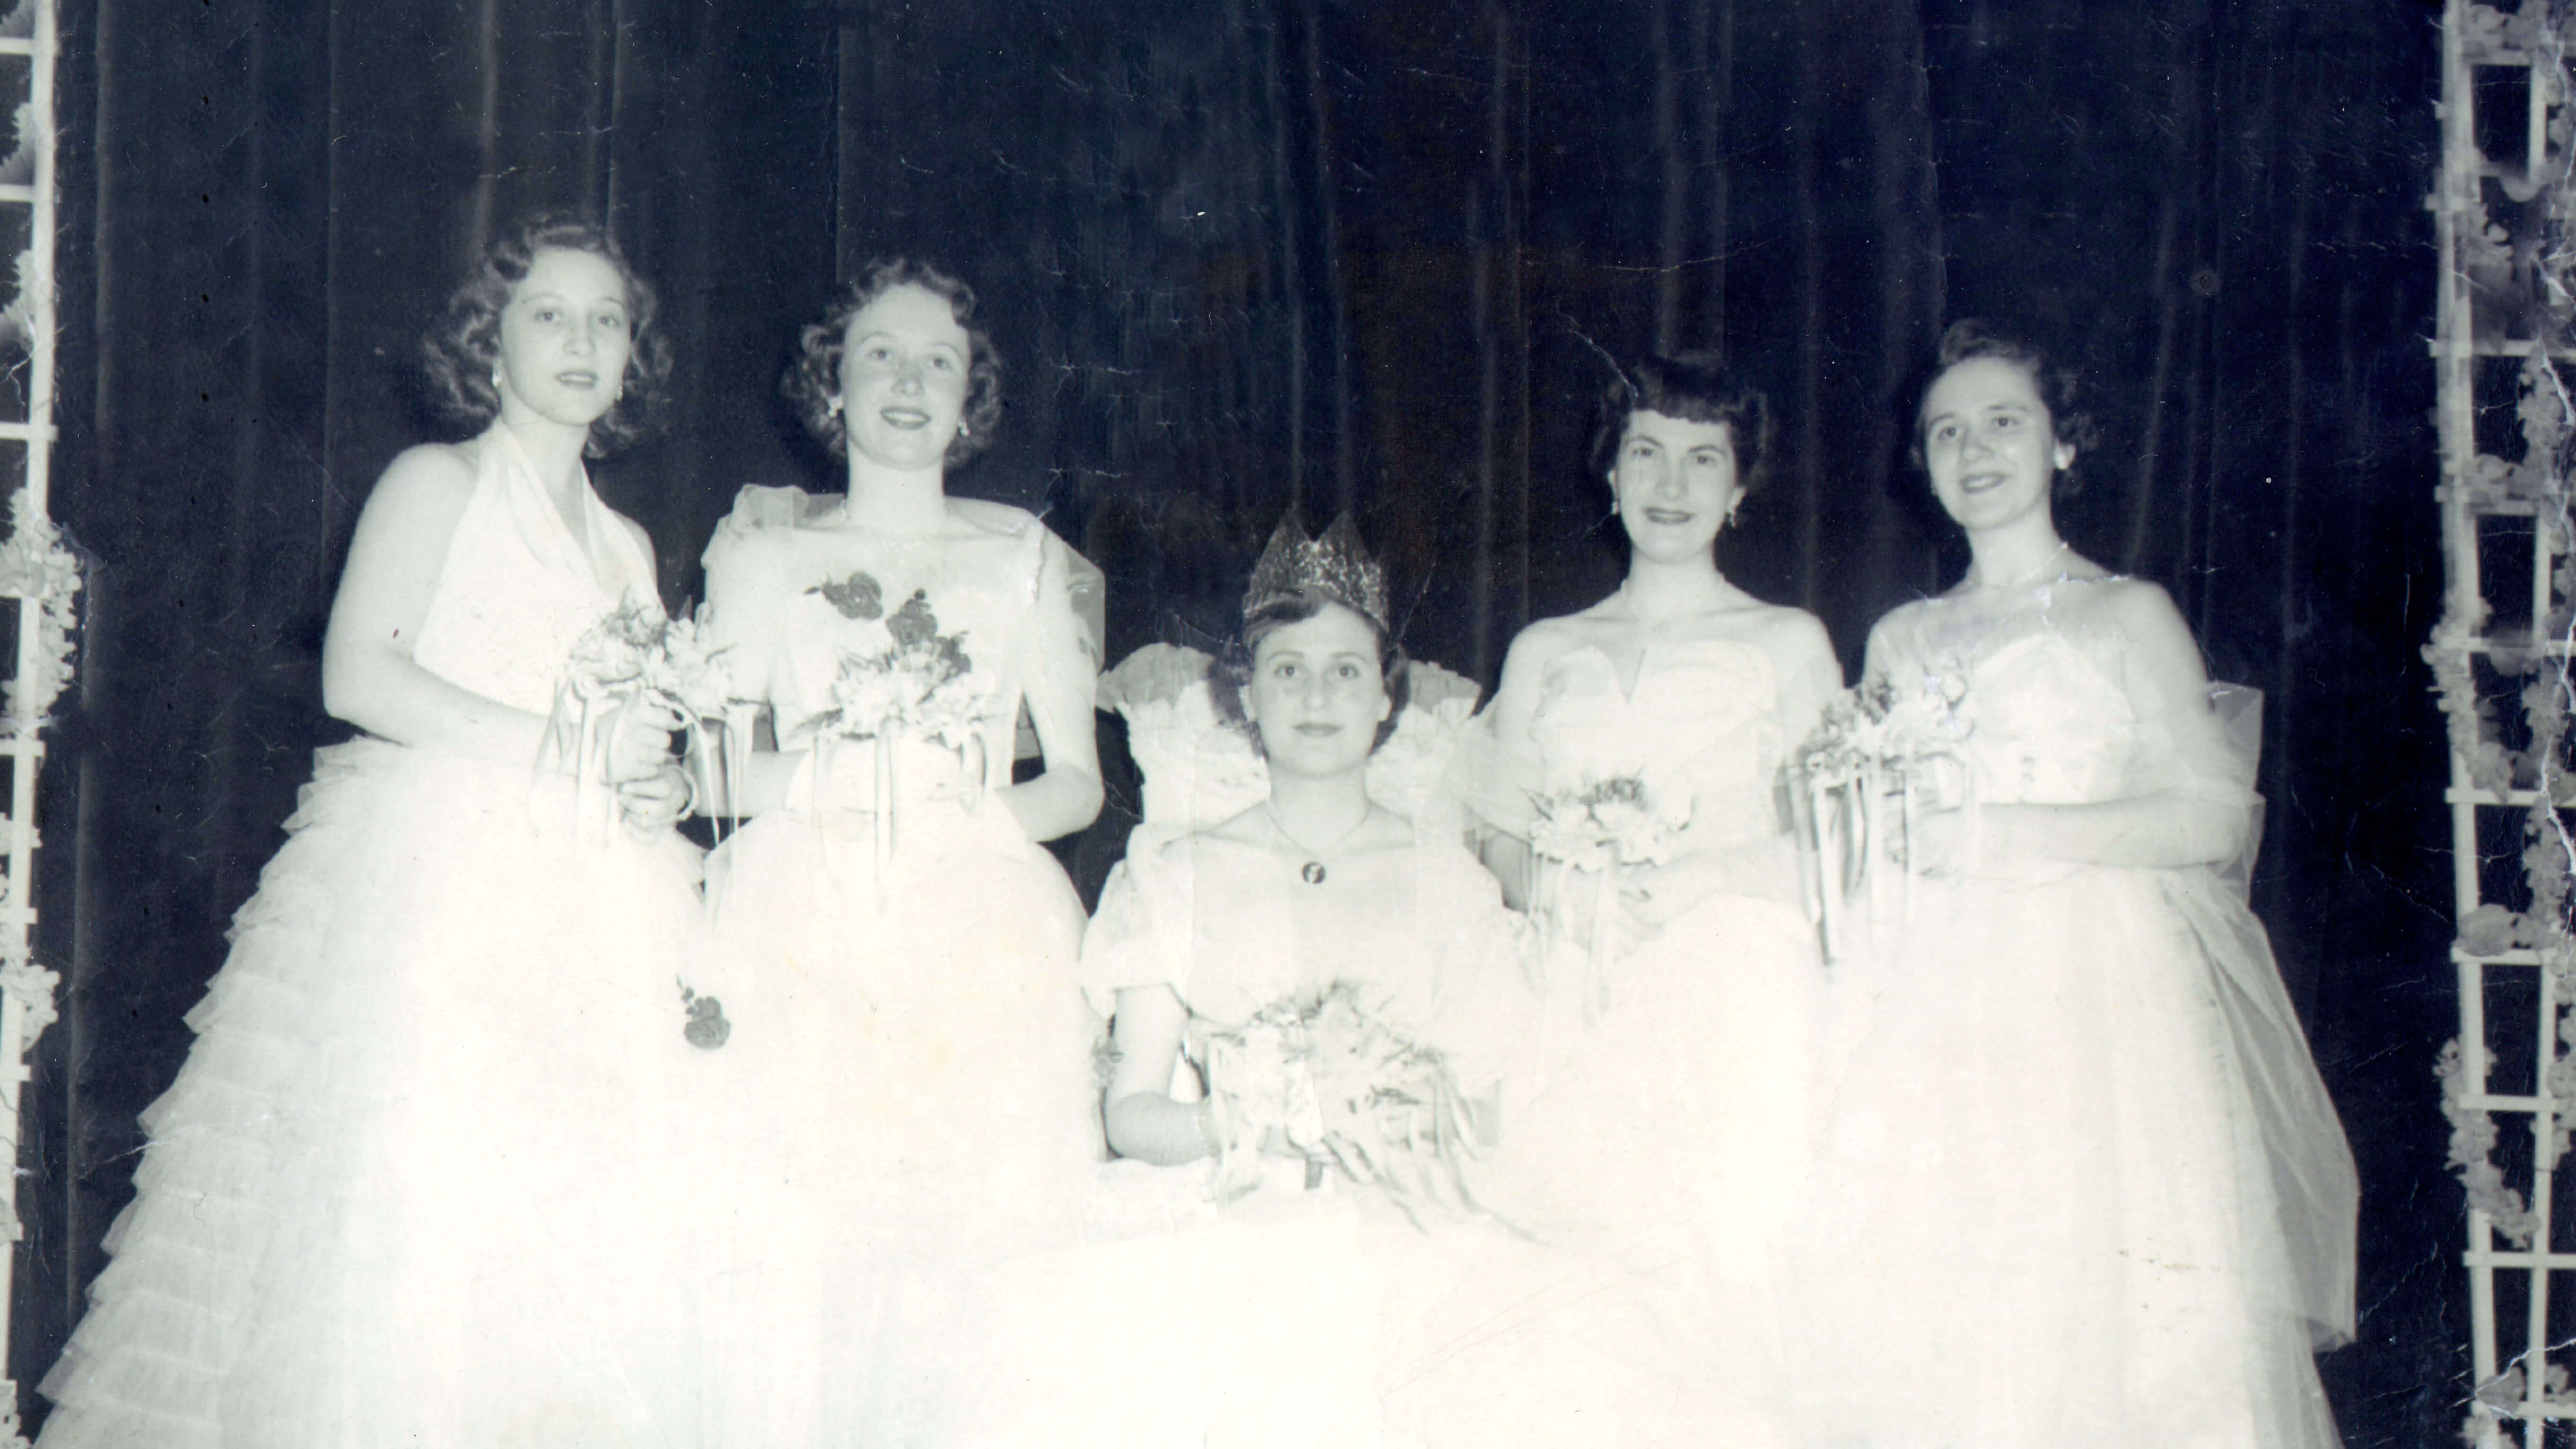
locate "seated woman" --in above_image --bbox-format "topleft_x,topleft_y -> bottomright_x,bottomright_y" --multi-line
954,515 -> 1534,1449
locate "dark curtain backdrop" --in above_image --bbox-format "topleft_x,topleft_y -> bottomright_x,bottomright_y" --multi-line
18,0 -> 2451,1441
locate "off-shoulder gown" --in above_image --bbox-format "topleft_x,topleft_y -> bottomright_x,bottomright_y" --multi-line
956,820 -> 1534,1449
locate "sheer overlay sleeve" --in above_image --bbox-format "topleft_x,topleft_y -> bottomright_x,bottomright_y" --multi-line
2106,584 -> 2259,821
699,485 -> 811,711
1016,522 -> 1103,762
1077,838 -> 1194,1018
2067,584 -> 2358,1353
2105,589 -> 2358,1353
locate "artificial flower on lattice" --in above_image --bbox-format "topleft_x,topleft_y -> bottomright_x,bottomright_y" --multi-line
0,957 -> 56,1043
0,483 -> 81,736
1196,980 -> 1489,1234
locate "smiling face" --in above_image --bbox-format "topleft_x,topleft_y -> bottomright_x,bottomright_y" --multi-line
1608,410 -> 1741,562
1242,602 -> 1394,780
493,247 -> 635,433
837,283 -> 972,472
1918,356 -> 2077,535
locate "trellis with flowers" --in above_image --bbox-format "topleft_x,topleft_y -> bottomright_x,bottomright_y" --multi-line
2430,2 -> 2576,1443
0,0 -> 66,1440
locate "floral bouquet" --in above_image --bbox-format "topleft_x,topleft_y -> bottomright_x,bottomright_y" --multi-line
1526,773 -> 1691,1014
1196,981 -> 1491,1234
546,595 -> 741,840
786,572 -> 996,874
1795,664 -> 1973,960
1527,773 -> 1690,873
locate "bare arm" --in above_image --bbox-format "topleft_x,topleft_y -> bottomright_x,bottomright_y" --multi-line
320,445 -> 556,766
1629,611 -> 1843,919
1471,628 -> 1563,911
1101,984 -> 1214,1165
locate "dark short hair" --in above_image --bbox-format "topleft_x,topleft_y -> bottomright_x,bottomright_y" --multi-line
781,258 -> 1004,466
1911,318 -> 2101,490
1210,589 -> 1412,754
1589,351 -> 1773,494
420,214 -> 671,457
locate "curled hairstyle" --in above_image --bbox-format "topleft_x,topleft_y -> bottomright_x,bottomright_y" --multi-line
782,258 -> 1005,467
420,213 -> 672,457
1211,589 -> 1413,755
1911,318 -> 2102,491
1589,351 -> 1773,495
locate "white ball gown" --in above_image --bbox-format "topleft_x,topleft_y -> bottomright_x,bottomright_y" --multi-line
691,486 -> 1108,1446
953,818 -> 1537,1449
36,425 -> 712,1448
1789,594 -> 2359,1448
1415,636 -> 1829,1447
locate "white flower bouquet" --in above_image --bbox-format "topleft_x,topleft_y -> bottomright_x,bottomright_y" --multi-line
1196,980 -> 1490,1233
786,572 -> 997,878
547,595 -> 741,839
1796,666 -> 1973,960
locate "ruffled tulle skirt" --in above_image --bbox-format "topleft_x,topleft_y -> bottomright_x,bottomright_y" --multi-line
693,792 -> 1104,1446
1787,864 -> 2344,1449
1380,889 -> 1825,1448
38,740 -> 713,1449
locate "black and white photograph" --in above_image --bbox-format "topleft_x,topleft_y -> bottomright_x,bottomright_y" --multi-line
0,0 -> 2501,1443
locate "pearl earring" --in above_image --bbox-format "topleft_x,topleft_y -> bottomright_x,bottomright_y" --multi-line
826,395 -> 844,417
958,420 -> 971,437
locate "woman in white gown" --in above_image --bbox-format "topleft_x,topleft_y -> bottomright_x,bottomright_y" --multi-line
1436,352 -> 1842,1445
954,514 -> 1534,1449
1788,319 -> 2358,1448
37,216 -> 710,1447
690,259 -> 1107,1444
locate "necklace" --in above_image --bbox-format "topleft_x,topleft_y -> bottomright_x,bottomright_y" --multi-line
1263,802 -> 1370,886
1970,540 -> 2073,593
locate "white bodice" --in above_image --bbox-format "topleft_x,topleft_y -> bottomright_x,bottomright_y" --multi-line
700,488 -> 1094,803
1524,638 -> 1788,849
1866,598 -> 2253,814
411,426 -> 655,716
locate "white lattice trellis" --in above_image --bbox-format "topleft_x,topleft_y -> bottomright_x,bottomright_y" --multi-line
0,0 -> 66,1440
2434,3 -> 2576,1445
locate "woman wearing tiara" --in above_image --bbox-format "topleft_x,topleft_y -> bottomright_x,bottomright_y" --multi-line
1435,352 -> 1841,1444
37,216 -> 706,1446
689,258 -> 1106,1443
950,513 -> 1533,1449
1785,320 -> 2356,1448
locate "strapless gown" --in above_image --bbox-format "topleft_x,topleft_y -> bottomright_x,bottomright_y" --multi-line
1404,637 -> 1830,1447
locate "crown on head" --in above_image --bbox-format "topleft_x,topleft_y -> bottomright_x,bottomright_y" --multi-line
1243,512 -> 1390,632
